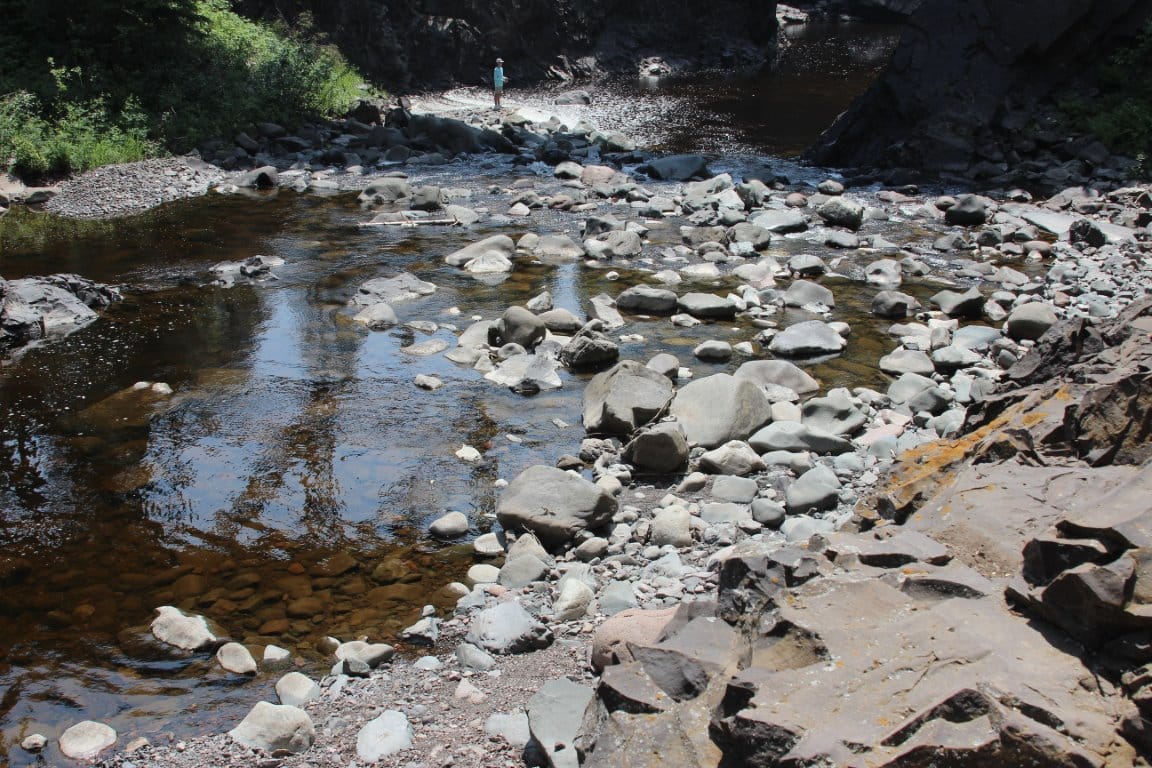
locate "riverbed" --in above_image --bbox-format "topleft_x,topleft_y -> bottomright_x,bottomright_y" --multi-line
0,20 -> 901,766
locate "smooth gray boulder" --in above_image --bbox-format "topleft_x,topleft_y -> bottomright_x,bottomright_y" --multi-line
585,230 -> 643,260
749,421 -> 853,455
728,222 -> 772,250
356,710 -> 413,762
229,702 -> 315,754
931,286 -> 984,318
496,466 -> 617,548
499,554 -> 550,589
784,279 -> 834,308
358,178 -> 413,206
624,421 -> 690,474
1006,302 -> 1058,341
817,196 -> 865,230
768,320 -> 848,357
669,374 -> 773,449
694,340 -> 732,361
751,209 -> 808,234
888,372 -> 953,414
677,292 -> 738,319
871,290 -> 922,318
616,285 -> 679,314
430,511 -> 470,538
711,474 -> 760,503
787,254 -> 827,277
530,234 -> 585,263
216,642 -> 257,675
802,391 -> 868,436
785,464 -> 842,514
352,302 -> 398,329
491,306 -> 546,349
734,360 -> 820,396
879,348 -> 935,377
583,360 -> 674,436
644,154 -> 710,180
445,235 -> 515,267
698,441 -> 767,476
467,601 -> 554,654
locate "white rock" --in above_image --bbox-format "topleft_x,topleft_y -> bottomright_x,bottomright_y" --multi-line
356,710 -> 413,762
456,444 -> 482,462
229,701 -> 315,754
21,733 -> 47,752
276,671 -> 321,707
455,679 -> 488,704
473,532 -> 505,556
217,642 -> 258,675
552,578 -> 595,621
430,511 -> 469,538
263,644 -> 292,667
150,606 -> 222,651
468,563 -> 501,584
59,721 -> 117,760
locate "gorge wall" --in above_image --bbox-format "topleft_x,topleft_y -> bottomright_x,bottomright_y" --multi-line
808,0 -> 1152,176
233,0 -> 779,92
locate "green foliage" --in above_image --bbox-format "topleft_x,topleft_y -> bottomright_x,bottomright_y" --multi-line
0,0 -> 368,177
1063,21 -> 1152,162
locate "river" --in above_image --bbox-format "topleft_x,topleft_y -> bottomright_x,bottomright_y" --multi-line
0,20 -> 901,766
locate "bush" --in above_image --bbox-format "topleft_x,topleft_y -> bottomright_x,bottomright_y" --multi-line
0,0 -> 369,177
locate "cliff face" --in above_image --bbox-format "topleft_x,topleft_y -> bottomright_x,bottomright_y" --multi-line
234,0 -> 779,92
807,0 -> 1152,174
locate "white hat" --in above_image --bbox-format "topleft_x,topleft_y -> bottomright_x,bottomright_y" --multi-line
496,58 -> 503,63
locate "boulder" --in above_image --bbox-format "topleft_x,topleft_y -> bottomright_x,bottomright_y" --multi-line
491,306 -> 546,349
217,642 -> 257,675
931,287 -> 984,318
616,285 -> 679,314
59,721 -> 117,761
669,374 -> 773,448
624,421 -> 690,474
585,230 -> 643,260
497,465 -> 617,548
734,360 -> 820,396
783,279 -> 834,308
150,606 -> 224,651
944,194 -> 991,226
1006,302 -> 1058,341
467,601 -> 554,654
645,154 -> 710,180
677,293 -> 738,319
358,178 -> 413,206
357,711 -> 414,762
527,679 -> 599,768
872,290 -> 922,318
768,320 -> 848,357
353,302 -> 398,329
350,273 -> 436,305
276,672 -> 321,707
817,196 -> 864,230
583,360 -> 674,436
751,209 -> 808,233
445,235 -> 515,267
698,441 -> 767,476
229,702 -> 315,754
749,421 -> 853,455
785,464 -> 842,514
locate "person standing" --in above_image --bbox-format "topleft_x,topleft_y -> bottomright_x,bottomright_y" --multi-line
493,58 -> 507,109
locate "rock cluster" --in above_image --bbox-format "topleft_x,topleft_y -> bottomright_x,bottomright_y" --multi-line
0,273 -> 121,356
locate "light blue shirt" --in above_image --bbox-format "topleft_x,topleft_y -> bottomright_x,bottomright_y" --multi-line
493,66 -> 504,89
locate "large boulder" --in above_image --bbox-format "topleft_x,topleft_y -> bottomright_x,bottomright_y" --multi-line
445,235 -> 515,267
735,360 -> 820,396
625,421 -> 691,474
491,306 -> 547,349
669,374 -> 773,448
816,196 -> 865,230
768,320 -> 848,357
350,273 -> 436,305
616,285 -> 679,314
467,601 -> 554,654
150,606 -> 226,651
497,466 -> 617,548
644,154 -> 710,180
583,360 -> 674,436
229,702 -> 315,754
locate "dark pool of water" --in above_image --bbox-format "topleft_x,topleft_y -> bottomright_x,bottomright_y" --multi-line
0,19 -> 906,766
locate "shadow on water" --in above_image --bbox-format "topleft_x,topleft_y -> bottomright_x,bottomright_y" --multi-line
0,19 -> 910,766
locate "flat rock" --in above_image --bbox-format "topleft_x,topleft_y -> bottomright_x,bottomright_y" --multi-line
229,702 -> 315,754
59,721 -> 117,761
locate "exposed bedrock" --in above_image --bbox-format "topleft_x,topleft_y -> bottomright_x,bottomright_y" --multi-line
233,0 -> 780,91
808,0 -> 1152,176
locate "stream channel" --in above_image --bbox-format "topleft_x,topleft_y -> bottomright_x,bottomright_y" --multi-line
0,20 -> 902,766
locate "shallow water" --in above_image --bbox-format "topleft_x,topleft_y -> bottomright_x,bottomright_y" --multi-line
0,20 -> 904,766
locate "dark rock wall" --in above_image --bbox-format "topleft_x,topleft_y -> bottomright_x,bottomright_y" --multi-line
807,0 -> 1152,173
234,0 -> 780,92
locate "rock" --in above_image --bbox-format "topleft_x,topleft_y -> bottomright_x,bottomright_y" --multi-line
487,712 -> 533,747
350,273 -> 436,305
865,259 -> 903,286
229,702 -> 315,754
150,606 -> 224,651
751,209 -> 808,233
335,640 -> 394,668
531,234 -> 586,263
817,196 -> 864,230
888,373 -> 953,414
734,360 -> 820,397
540,307 -> 583,333
467,601 -> 553,654
356,710 -> 413,762
216,642 -> 257,675
645,154 -> 710,180
801,391 -> 868,436
237,165 -> 278,189
276,671 -> 321,707
527,679 -> 598,768
59,721 -> 117,760
553,578 -> 595,621
749,421 -> 853,455
490,306 -> 546,349
787,254 -> 827,277
499,553 -> 550,588
353,302 -> 398,329
496,465 -> 617,548
784,465 -> 842,514
879,348 -> 936,376
872,290 -> 922,318
587,293 -> 625,329
464,251 -> 514,274
585,230 -> 643,260
430,511 -> 469,538
650,506 -> 694,547
624,421 -> 690,474
561,329 -> 621,369
1006,302 -> 1058,341
698,441 -> 767,476
616,285 -> 679,314
584,360 -> 674,436
456,641 -> 498,671
600,580 -> 639,615
944,194 -> 990,225
669,374 -> 773,449
768,320 -> 847,357
445,235 -> 515,267
931,287 -> 984,318
783,279 -> 834,308
591,607 -> 678,671
359,179 -> 413,206
677,292 -> 738,319
694,340 -> 732,361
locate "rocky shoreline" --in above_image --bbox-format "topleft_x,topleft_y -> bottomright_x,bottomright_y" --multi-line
4,88 -> 1152,766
